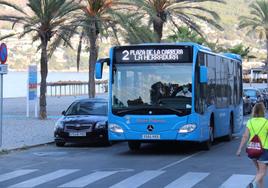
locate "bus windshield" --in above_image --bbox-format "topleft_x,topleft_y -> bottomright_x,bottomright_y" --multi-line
112,63 -> 192,116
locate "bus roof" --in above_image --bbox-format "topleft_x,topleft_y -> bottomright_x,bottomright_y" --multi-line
222,53 -> 242,62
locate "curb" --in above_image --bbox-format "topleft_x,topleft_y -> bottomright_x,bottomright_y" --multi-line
0,141 -> 55,155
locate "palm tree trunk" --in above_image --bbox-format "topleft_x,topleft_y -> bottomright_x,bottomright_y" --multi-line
76,31 -> 84,72
39,40 -> 48,119
153,17 -> 164,43
88,22 -> 98,98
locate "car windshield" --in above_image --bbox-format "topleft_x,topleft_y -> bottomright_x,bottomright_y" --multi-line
244,89 -> 257,97
65,101 -> 107,116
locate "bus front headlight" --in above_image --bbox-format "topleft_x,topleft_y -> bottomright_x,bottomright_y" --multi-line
179,124 -> 196,133
109,123 -> 124,133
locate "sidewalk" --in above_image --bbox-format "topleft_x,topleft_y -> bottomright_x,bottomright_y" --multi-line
0,94 -> 107,151
1,118 -> 56,151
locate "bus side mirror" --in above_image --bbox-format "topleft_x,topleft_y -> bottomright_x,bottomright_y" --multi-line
95,58 -> 110,79
200,66 -> 208,83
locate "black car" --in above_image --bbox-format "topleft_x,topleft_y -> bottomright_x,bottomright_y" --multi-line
54,98 -> 108,147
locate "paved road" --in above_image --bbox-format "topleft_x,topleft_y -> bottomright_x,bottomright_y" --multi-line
1,129 -> 267,188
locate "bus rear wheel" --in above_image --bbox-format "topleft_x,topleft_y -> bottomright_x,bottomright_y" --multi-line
224,115 -> 233,141
128,141 -> 141,151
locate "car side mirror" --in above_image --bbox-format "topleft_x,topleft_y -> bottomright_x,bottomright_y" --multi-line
62,111 -> 66,116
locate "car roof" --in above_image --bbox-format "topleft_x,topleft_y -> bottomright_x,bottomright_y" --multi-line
243,87 -> 259,91
73,98 -> 107,103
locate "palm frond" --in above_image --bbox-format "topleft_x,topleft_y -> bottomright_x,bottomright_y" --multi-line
0,33 -> 17,40
239,0 -> 268,40
0,0 -> 28,15
128,0 -> 224,41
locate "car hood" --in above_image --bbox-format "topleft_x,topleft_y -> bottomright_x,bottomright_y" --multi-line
61,115 -> 107,124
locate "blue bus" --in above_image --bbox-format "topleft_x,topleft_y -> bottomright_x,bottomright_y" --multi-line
96,43 -> 243,150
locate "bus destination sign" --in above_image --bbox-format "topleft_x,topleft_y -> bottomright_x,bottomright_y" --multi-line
114,45 -> 192,63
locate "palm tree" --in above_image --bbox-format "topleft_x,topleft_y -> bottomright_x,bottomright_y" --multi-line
0,0 -> 82,119
75,0 -> 130,98
226,44 -> 256,60
129,0 -> 225,42
239,0 -> 268,84
114,12 -> 158,44
166,27 -> 206,44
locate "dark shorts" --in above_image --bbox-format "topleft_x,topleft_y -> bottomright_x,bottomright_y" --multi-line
258,149 -> 268,164
249,149 -> 268,164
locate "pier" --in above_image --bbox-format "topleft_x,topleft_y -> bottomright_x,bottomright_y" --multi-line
46,80 -> 108,96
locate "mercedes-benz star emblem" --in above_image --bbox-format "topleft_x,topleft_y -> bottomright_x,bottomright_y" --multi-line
147,125 -> 154,132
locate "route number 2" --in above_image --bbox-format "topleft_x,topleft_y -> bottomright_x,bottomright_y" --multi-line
122,50 -> 130,61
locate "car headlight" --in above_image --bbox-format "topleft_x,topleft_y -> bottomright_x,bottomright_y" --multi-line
55,121 -> 64,130
109,123 -> 124,133
178,124 -> 196,133
95,121 -> 106,129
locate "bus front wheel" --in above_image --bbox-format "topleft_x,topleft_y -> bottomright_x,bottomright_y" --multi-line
201,126 -> 214,150
128,141 -> 141,151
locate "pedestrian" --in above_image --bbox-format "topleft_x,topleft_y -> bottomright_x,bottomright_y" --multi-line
236,102 -> 268,188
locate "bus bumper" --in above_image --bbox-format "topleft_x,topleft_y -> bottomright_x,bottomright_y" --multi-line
109,128 -> 205,142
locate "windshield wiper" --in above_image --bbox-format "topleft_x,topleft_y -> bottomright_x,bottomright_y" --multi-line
115,106 -> 145,115
65,113 -> 78,116
114,105 -> 185,115
157,105 -> 184,114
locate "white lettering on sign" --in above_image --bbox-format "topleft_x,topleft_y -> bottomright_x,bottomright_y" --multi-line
123,49 -> 184,61
122,50 -> 130,60
0,64 -> 8,74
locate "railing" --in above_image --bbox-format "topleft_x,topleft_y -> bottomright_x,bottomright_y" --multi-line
46,80 -> 108,96
243,78 -> 267,83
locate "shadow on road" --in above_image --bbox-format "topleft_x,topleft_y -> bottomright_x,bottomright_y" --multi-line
117,142 -> 214,156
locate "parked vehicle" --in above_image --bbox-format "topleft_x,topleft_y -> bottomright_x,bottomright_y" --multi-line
257,87 -> 268,108
54,98 -> 109,147
243,95 -> 252,115
243,88 -> 265,107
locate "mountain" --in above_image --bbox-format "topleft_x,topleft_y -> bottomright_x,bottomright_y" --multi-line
0,0 -> 264,71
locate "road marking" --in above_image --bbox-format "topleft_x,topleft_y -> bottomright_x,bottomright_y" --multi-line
219,174 -> 255,188
0,169 -> 37,182
9,169 -> 79,188
110,170 -> 165,188
18,162 -> 48,169
59,171 -> 118,187
158,152 -> 203,171
165,172 -> 209,188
